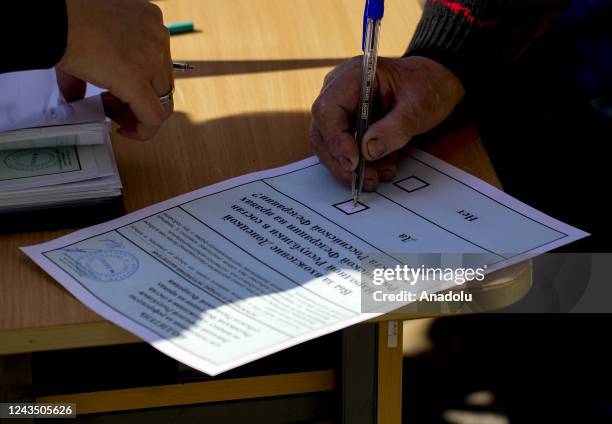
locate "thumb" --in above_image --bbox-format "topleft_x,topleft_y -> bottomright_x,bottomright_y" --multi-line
361,105 -> 416,161
55,69 -> 87,103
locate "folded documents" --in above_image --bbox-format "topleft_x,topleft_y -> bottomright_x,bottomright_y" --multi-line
0,70 -> 122,215
0,135 -> 121,212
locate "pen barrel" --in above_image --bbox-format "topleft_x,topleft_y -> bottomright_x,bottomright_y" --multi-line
352,19 -> 381,196
355,19 -> 381,145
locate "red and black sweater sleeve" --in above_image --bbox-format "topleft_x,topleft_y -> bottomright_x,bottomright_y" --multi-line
2,1 -> 68,74
406,0 -> 571,89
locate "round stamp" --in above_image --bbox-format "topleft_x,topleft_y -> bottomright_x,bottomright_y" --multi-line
4,148 -> 59,171
77,250 -> 140,282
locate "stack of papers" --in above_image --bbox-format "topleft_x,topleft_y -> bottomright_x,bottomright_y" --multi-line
0,136 -> 121,212
0,70 -> 121,213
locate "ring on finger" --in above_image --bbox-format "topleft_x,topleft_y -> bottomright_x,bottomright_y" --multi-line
158,86 -> 174,105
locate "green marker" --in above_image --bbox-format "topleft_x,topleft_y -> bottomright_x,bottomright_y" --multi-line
166,21 -> 194,35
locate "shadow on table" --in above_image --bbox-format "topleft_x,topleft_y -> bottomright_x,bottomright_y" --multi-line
111,110 -> 316,212
173,58 -> 348,78
159,110 -> 315,184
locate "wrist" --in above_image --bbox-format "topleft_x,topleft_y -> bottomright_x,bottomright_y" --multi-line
404,0 -> 494,91
399,55 -> 465,107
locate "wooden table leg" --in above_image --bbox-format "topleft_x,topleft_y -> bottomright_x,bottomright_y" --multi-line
341,324 -> 377,424
0,353 -> 34,424
0,354 -> 33,403
341,321 -> 404,424
377,321 -> 403,424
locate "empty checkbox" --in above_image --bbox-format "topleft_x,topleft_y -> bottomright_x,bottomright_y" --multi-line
333,199 -> 369,215
394,176 -> 429,193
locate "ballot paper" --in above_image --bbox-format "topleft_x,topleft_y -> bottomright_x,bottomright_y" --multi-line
22,150 -> 587,375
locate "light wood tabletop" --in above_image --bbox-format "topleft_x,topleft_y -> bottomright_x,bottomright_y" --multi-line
0,0 -> 528,356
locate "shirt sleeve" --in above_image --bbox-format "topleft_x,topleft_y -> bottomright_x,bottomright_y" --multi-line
1,0 -> 68,74
405,0 -> 570,90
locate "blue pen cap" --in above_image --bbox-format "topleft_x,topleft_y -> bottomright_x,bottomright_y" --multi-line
362,0 -> 384,50
365,0 -> 384,19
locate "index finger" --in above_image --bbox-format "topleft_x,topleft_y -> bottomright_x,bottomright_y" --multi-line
311,64 -> 362,171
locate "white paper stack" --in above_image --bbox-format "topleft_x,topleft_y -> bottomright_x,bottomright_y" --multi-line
0,70 -> 122,213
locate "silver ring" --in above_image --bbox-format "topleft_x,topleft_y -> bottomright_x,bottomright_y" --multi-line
159,86 -> 174,105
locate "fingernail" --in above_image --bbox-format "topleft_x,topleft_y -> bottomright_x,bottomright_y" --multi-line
364,178 -> 376,191
340,156 -> 353,172
367,138 -> 386,159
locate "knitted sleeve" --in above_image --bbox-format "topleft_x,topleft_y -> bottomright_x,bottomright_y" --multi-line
406,0 -> 570,89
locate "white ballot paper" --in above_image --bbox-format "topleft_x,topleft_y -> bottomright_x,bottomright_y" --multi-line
22,149 -> 588,375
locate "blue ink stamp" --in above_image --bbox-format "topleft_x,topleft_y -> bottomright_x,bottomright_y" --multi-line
4,149 -> 59,171
99,238 -> 125,249
76,250 -> 139,282
63,247 -> 91,254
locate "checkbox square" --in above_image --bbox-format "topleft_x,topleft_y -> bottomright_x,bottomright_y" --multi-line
394,176 -> 429,193
333,199 -> 369,215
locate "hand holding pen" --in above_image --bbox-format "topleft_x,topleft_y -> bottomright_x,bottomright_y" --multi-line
310,3 -> 465,195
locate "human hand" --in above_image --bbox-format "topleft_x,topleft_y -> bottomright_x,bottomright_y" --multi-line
310,56 -> 465,190
57,0 -> 174,140
55,69 -> 86,102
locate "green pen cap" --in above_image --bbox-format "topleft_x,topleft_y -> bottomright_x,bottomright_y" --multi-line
166,21 -> 194,35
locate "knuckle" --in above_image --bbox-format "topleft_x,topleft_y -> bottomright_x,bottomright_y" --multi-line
152,109 -> 165,126
147,3 -> 164,22
328,133 -> 343,151
308,127 -> 317,143
311,97 -> 328,117
138,98 -> 164,126
156,26 -> 171,45
134,133 -> 150,141
350,55 -> 362,65
322,70 -> 335,86
163,102 -> 174,118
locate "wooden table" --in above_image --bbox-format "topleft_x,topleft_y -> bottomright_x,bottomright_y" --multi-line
0,1 -> 530,422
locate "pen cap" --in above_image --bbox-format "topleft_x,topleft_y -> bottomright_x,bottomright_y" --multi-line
362,0 -> 384,50
166,21 -> 194,35
364,0 -> 384,19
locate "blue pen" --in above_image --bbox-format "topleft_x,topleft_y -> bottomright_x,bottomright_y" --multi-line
352,0 -> 384,206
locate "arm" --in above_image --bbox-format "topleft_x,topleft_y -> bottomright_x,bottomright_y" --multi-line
407,0 -> 571,89
1,1 -> 68,74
